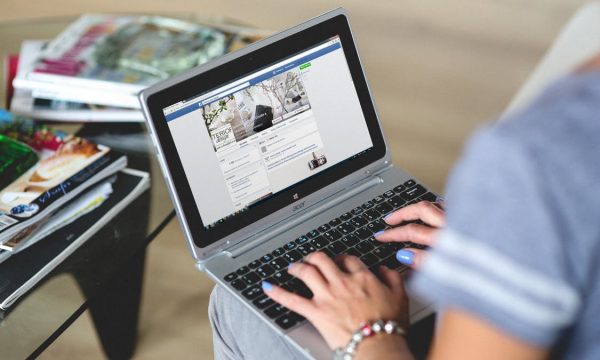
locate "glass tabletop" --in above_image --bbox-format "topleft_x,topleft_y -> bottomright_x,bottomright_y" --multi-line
0,15 -> 202,359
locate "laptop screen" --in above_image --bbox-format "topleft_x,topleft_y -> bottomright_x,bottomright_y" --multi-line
162,36 -> 373,229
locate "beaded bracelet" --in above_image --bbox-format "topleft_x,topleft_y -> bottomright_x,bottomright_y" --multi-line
332,320 -> 406,360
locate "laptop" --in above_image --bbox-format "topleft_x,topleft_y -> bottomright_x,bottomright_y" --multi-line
140,8 -> 435,359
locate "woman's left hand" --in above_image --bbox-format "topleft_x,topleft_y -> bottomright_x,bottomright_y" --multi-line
262,252 -> 409,350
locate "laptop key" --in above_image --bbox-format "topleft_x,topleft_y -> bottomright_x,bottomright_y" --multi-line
380,254 -> 400,270
360,253 -> 379,267
310,236 -> 328,249
323,229 -> 342,241
242,272 -> 261,285
375,202 -> 393,215
404,179 -> 417,188
337,222 -> 355,235
350,215 -> 368,228
340,212 -> 353,221
248,260 -> 261,269
392,184 -> 406,193
256,265 -> 275,278
388,196 -> 406,209
372,246 -> 390,259
242,285 -> 263,300
231,279 -> 246,291
329,218 -> 342,227
420,192 -> 437,202
236,266 -> 250,275
373,195 -> 386,204
306,229 -> 319,238
363,209 -> 380,222
367,220 -> 385,233
284,241 -> 297,251
356,241 -> 375,254
383,190 -> 395,199
275,313 -> 297,330
297,244 -> 316,256
355,227 -> 372,240
400,185 -> 426,201
351,206 -> 363,215
361,200 -> 374,210
295,236 -> 310,245
341,233 -> 360,247
224,272 -> 237,282
265,304 -> 288,319
289,311 -> 306,322
271,257 -> 289,271
253,295 -> 275,309
328,240 -> 347,255
261,254 -> 274,263
272,270 -> 292,284
284,250 -> 303,263
272,247 -> 285,257
321,248 -> 335,258
318,224 -> 331,232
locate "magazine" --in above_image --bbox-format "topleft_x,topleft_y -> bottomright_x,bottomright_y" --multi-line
0,113 -> 127,245
12,14 -> 268,109
0,168 -> 150,313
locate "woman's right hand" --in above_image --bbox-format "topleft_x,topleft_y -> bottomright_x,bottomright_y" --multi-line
374,201 -> 446,268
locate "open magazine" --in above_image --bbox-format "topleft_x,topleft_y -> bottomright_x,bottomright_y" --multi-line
0,113 -> 127,245
12,14 -> 268,109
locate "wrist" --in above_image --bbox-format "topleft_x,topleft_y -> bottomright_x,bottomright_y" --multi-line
333,320 -> 409,360
355,333 -> 412,360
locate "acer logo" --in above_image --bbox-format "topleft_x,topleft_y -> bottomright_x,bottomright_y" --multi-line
293,202 -> 305,212
293,193 -> 299,200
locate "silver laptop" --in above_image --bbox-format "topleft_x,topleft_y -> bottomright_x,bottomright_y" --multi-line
140,8 -> 434,359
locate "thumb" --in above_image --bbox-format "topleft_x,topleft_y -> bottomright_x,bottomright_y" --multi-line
395,248 -> 427,269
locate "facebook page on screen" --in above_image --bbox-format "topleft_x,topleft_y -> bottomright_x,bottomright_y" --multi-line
163,36 -> 373,228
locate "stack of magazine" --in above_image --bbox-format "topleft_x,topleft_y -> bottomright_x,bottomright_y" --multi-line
0,14 -> 264,314
0,112 -> 150,312
6,14 -> 267,122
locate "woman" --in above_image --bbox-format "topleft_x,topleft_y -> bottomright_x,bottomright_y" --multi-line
210,55 -> 600,359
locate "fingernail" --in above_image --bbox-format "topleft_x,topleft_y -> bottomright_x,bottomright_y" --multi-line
261,281 -> 273,292
288,262 -> 294,270
396,250 -> 414,265
374,230 -> 385,238
383,213 -> 393,221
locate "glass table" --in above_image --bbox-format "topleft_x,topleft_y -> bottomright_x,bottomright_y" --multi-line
0,16 -> 191,359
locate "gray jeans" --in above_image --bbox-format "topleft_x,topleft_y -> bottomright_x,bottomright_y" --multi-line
209,285 -> 309,360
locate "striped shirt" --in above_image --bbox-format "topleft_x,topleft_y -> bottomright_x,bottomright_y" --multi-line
411,70 -> 600,359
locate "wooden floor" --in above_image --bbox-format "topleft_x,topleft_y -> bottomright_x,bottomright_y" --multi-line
0,0 -> 589,358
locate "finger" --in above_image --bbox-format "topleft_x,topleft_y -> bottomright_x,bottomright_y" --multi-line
377,266 -> 404,293
375,223 -> 438,246
287,261 -> 329,294
262,281 -> 315,316
302,251 -> 344,284
336,254 -> 368,273
395,248 -> 427,269
383,201 -> 446,228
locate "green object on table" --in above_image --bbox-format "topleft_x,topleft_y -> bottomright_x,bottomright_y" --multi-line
0,134 -> 39,190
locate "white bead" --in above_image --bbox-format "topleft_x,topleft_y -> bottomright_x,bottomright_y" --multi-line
384,322 -> 394,334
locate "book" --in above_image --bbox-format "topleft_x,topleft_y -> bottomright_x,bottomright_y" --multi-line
12,15 -> 267,109
0,113 -> 127,245
0,168 -> 150,313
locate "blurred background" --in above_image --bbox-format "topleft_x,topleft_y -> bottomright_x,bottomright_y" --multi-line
0,0 -> 590,358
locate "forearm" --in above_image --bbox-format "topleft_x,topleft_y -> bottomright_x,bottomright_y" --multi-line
355,335 -> 414,360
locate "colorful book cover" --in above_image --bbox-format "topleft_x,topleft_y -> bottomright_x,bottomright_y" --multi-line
0,111 -> 126,244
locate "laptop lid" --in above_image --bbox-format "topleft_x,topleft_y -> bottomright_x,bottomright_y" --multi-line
140,8 -> 390,261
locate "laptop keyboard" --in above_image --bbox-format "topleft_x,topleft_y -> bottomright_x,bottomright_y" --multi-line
223,179 -> 436,331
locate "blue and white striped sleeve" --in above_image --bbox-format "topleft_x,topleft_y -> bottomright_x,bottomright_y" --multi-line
410,125 -> 582,347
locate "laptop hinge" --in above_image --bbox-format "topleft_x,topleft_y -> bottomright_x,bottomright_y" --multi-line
227,174 -> 384,258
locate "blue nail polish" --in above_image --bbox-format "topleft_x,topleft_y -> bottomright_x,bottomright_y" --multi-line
288,262 -> 294,270
261,281 -> 273,292
396,250 -> 414,265
374,230 -> 385,238
383,213 -> 393,221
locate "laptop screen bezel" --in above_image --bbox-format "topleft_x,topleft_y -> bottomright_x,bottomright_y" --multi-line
145,14 -> 386,249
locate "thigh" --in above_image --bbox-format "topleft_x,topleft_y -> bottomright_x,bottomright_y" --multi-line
209,285 -> 309,360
